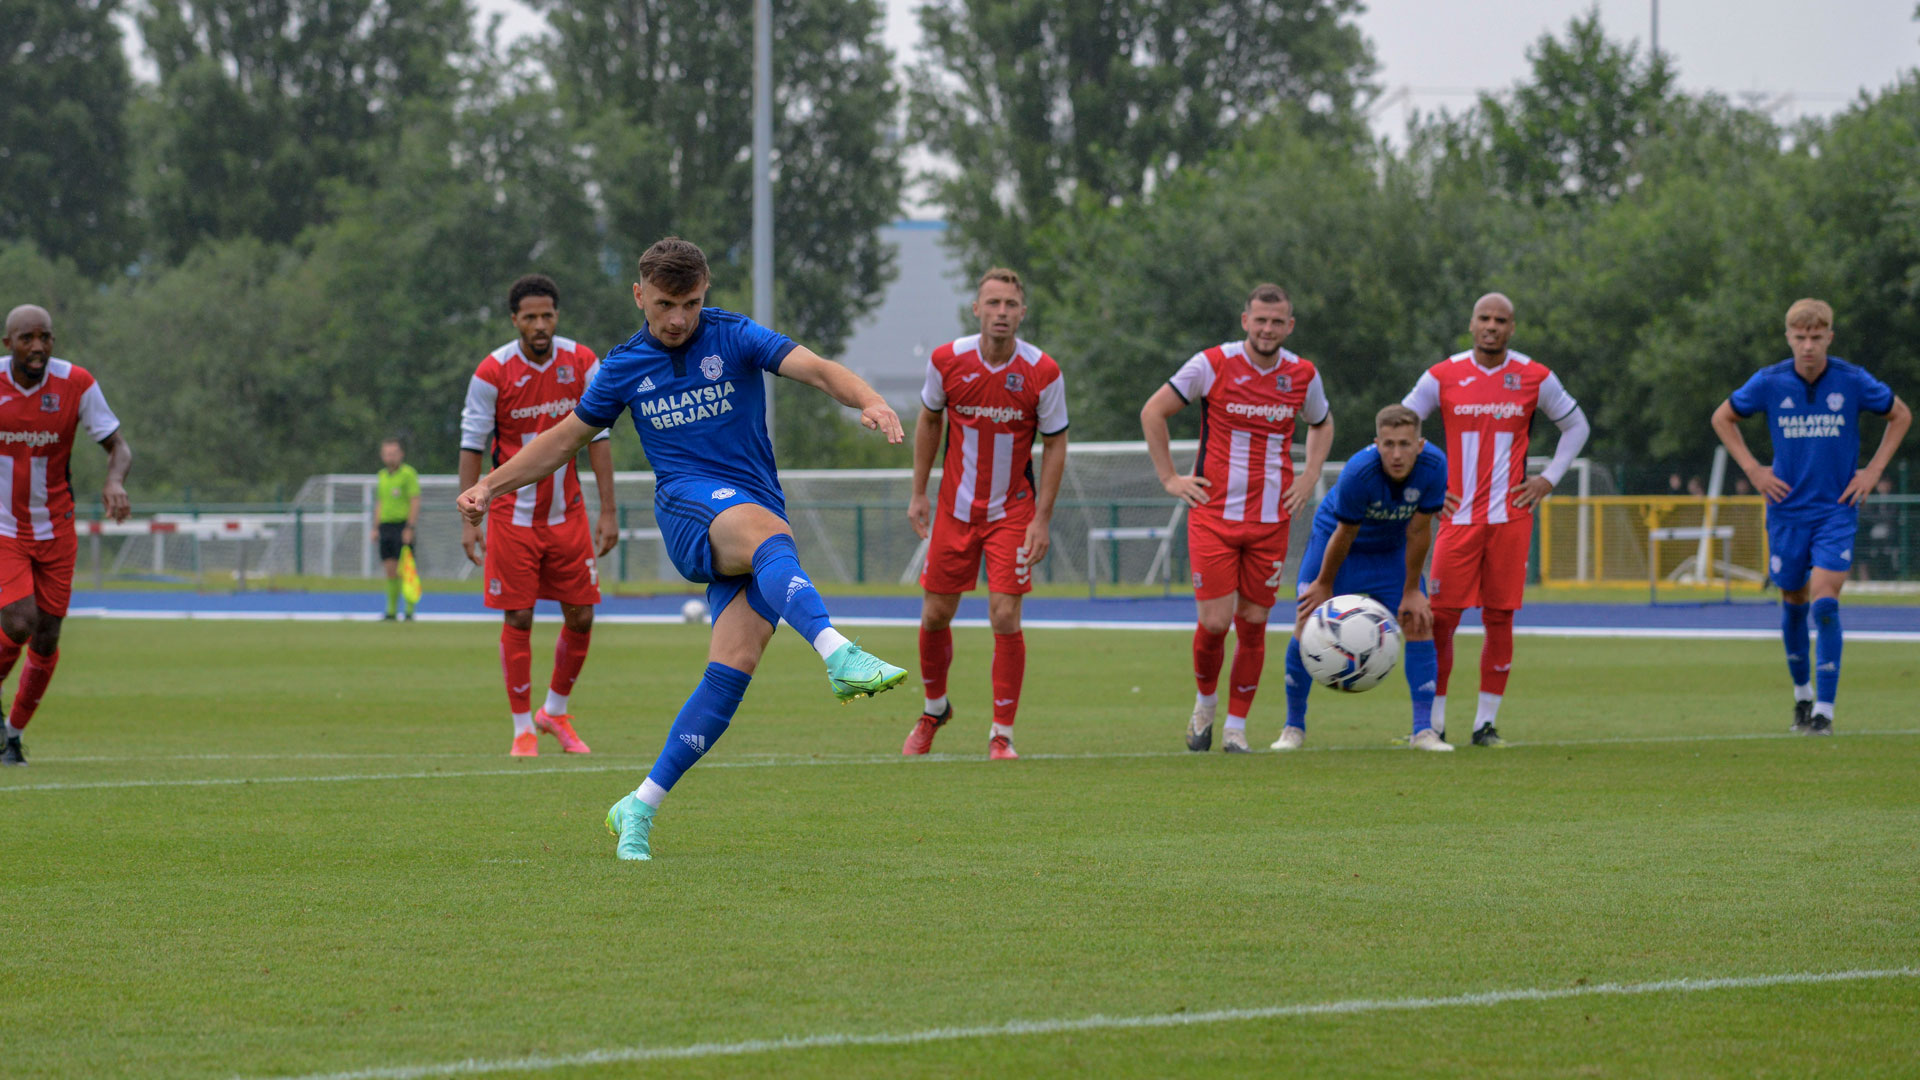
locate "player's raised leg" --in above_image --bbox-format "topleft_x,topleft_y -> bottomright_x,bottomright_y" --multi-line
710,502 -> 906,701
608,588 -> 772,861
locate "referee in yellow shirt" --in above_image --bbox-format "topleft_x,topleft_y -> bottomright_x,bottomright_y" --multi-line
374,438 -> 421,620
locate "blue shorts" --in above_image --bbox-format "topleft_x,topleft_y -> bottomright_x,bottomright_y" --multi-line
1296,531 -> 1420,614
1766,508 -> 1857,592
654,476 -> 786,627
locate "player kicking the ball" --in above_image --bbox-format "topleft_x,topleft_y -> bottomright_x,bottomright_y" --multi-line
1282,405 -> 1450,751
1142,283 -> 1333,753
904,268 -> 1069,760
458,238 -> 909,861
0,305 -> 133,766
1710,298 -> 1909,735
460,275 -> 620,757
1401,293 -> 1589,746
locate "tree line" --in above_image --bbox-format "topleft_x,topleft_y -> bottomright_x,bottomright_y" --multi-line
1,2 -> 1914,498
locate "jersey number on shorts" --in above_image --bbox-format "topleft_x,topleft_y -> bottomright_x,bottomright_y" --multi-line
1265,560 -> 1286,589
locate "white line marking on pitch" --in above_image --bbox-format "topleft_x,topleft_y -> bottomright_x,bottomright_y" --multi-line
246,967 -> 1920,1080
6,730 -> 1916,794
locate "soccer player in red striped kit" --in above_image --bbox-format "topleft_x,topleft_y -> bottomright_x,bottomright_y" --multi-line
903,269 -> 1069,760
460,275 -> 621,757
1141,283 -> 1333,753
1401,293 -> 1590,745
0,304 -> 134,766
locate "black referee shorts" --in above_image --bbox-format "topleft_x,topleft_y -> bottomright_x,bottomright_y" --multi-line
378,521 -> 409,562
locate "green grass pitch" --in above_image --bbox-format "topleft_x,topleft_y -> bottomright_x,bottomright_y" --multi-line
4,619 -> 1917,1078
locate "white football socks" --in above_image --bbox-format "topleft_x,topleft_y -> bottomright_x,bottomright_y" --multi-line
1195,691 -> 1218,712
1793,683 -> 1814,703
512,711 -> 535,736
636,778 -> 668,808
1474,692 -> 1502,731
923,695 -> 949,716
990,722 -> 1015,740
1430,696 -> 1447,736
544,689 -> 569,717
1812,701 -> 1835,719
1224,714 -> 1247,733
2,722 -> 18,739
812,627 -> 852,661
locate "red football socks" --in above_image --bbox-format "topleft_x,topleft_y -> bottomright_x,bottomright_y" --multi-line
991,631 -> 1025,726
549,626 -> 591,699
1480,608 -> 1516,696
1193,625 -> 1228,696
8,647 -> 57,732
919,626 -> 953,702
500,624 -> 533,714
1432,606 -> 1464,696
1227,616 -> 1267,718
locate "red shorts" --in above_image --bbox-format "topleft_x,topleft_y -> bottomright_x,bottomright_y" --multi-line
0,530 -> 78,618
483,513 -> 602,610
921,508 -> 1033,595
1430,519 -> 1533,611
1188,516 -> 1291,608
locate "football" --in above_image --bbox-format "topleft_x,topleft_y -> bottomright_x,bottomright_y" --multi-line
1297,594 -> 1403,692
680,598 -> 711,624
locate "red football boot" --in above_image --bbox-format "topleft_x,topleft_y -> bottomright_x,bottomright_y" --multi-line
988,734 -> 1018,760
534,709 -> 592,754
902,704 -> 951,755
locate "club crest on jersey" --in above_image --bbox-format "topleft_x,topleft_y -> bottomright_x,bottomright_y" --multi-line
1503,372 -> 1521,390
1275,373 -> 1292,393
1827,392 -> 1844,411
556,365 -> 575,384
1404,487 -> 1421,503
39,392 -> 58,412
1004,370 -> 1024,393
700,354 -> 724,381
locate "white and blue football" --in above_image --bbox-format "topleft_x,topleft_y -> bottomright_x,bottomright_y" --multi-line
1298,594 -> 1402,693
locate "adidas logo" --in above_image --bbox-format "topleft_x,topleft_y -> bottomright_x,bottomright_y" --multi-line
637,376 -> 657,392
1817,662 -> 1838,672
679,732 -> 707,753
1780,396 -> 1794,409
787,574 -> 811,601
1418,680 -> 1437,693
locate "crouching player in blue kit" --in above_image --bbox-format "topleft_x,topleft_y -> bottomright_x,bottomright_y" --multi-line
1711,299 -> 1909,735
1277,404 -> 1453,752
457,238 -> 911,860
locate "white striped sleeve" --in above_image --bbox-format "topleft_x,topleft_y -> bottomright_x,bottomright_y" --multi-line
1301,373 -> 1330,424
1401,372 -> 1440,418
920,359 -> 947,411
1536,372 -> 1579,422
77,382 -> 121,442
460,374 -> 497,452
1167,352 -> 1213,402
1036,375 -> 1069,435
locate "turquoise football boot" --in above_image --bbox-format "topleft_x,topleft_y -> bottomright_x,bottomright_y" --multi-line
824,641 -> 909,703
606,792 -> 656,861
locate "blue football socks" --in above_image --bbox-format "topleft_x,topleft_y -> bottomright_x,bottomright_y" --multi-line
1404,638 -> 1438,734
1811,597 -> 1842,710
1283,638 -> 1310,730
1781,601 -> 1811,690
751,534 -> 834,645
641,662 -> 750,805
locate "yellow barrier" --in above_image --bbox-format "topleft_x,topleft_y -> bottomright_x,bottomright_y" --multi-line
1537,496 -> 1772,589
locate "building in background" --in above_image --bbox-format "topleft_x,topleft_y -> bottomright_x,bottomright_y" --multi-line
837,221 -> 970,417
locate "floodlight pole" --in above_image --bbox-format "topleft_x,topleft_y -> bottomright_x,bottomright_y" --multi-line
1650,0 -> 1659,58
753,0 -> 775,446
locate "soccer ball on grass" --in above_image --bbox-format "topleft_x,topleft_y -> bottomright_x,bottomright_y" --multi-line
680,598 -> 711,624
1297,594 -> 1402,692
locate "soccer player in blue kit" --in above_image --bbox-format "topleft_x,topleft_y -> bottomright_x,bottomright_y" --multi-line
1279,404 -> 1454,752
1711,298 -> 1909,735
457,238 -> 911,860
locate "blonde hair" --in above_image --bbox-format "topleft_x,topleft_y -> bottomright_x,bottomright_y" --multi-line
1785,298 -> 1833,330
1375,404 -> 1420,432
978,267 -> 1025,298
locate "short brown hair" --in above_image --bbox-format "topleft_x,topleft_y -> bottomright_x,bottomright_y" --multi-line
1785,298 -> 1833,330
978,267 -> 1024,298
1246,283 -> 1290,310
639,237 -> 711,296
1375,404 -> 1420,432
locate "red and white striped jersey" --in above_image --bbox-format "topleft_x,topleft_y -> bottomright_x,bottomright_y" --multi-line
460,337 -> 609,528
921,335 -> 1069,524
1402,350 -> 1578,525
0,358 -> 121,541
1167,342 -> 1328,526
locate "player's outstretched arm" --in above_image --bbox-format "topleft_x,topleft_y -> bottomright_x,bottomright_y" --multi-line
99,429 -> 132,523
1295,521 -> 1359,628
1842,395 -> 1911,505
1710,400 -> 1789,503
779,348 -> 904,443
1141,385 -> 1207,506
457,414 -> 602,525
1399,511 -> 1435,638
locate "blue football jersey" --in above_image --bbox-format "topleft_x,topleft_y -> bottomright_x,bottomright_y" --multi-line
1727,358 -> 1895,521
1311,442 -> 1449,554
576,307 -> 796,511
